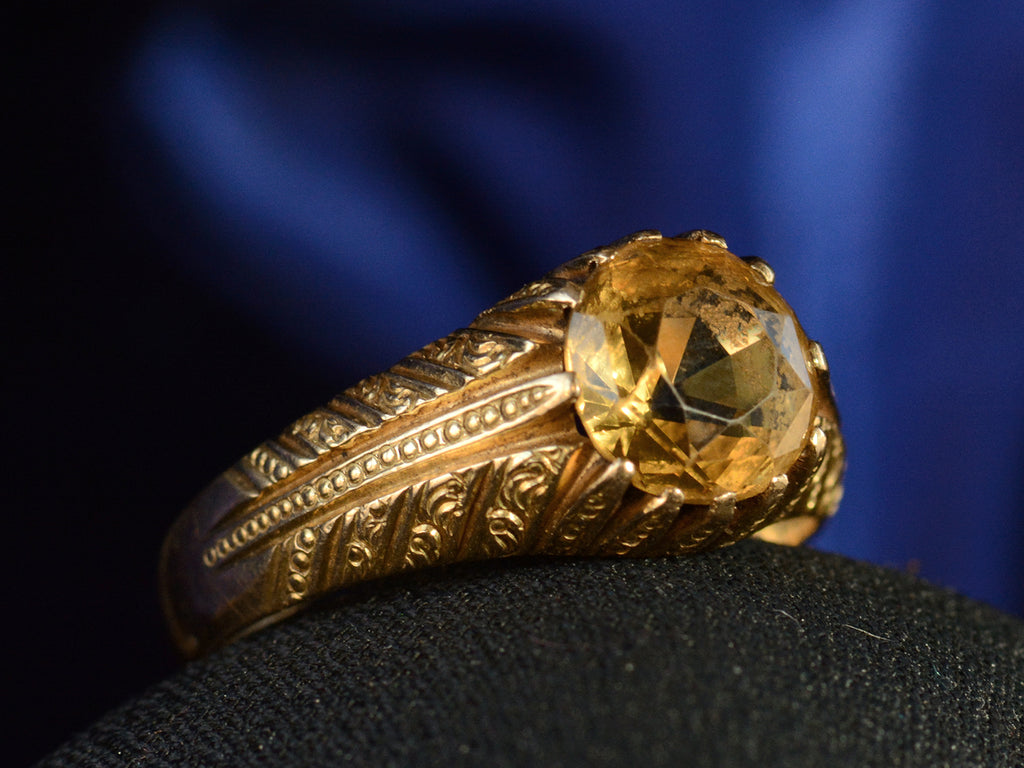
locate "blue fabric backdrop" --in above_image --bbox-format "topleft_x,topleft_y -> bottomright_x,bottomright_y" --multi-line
121,1 -> 1024,614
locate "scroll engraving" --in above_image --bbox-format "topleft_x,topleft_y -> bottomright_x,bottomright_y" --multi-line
593,490 -> 683,556
412,329 -> 534,378
402,473 -> 473,568
231,329 -> 535,491
332,498 -> 398,585
290,410 -> 358,452
663,508 -> 728,555
206,378 -> 568,568
486,509 -> 525,554
473,447 -> 572,559
345,374 -> 434,417
542,457 -> 633,556
406,524 -> 442,568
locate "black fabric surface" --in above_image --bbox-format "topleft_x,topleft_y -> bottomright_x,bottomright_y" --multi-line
39,541 -> 1024,767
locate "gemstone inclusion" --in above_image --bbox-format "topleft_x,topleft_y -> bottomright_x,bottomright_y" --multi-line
564,238 -> 816,502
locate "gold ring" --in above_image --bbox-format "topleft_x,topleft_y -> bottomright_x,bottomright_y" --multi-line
160,230 -> 845,657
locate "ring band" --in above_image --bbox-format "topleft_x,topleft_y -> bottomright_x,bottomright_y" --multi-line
160,230 -> 845,657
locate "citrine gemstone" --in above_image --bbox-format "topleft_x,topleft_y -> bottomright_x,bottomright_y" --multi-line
565,237 -> 817,502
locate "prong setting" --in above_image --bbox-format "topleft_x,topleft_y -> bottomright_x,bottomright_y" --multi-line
742,256 -> 775,285
624,229 -> 663,243
809,341 -> 828,372
764,474 -> 790,506
809,426 -> 827,460
708,491 -> 737,525
678,229 -> 728,249
656,486 -> 685,508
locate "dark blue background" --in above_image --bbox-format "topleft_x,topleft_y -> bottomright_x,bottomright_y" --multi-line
9,2 -> 1023,764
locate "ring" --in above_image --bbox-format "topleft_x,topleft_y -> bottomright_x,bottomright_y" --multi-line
160,230 -> 845,657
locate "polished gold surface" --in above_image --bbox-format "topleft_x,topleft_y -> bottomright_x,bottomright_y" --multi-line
160,230 -> 845,657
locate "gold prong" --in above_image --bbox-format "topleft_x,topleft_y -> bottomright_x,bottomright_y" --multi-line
808,341 -> 828,372
626,229 -> 662,243
742,256 -> 775,285
678,229 -> 727,249
809,426 -> 827,460
544,285 -> 582,306
657,486 -> 685,508
765,474 -> 789,505
576,231 -> 663,273
585,456 -> 638,490
708,491 -> 737,525
563,370 -> 581,402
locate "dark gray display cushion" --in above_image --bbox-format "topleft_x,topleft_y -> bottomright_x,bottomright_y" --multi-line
40,540 -> 1024,767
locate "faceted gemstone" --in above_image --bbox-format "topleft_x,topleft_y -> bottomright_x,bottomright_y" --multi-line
564,237 -> 817,502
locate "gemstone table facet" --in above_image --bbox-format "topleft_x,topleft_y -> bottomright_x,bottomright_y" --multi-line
564,237 -> 817,502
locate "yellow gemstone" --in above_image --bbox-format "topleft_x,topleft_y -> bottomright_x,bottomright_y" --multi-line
565,237 -> 817,502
